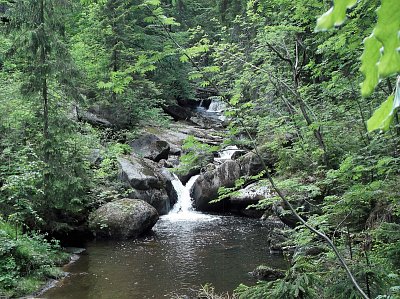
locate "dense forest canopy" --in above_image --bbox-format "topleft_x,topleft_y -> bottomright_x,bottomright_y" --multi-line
0,0 -> 399,298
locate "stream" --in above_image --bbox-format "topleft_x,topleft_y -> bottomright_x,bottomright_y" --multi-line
43,216 -> 286,299
42,99 -> 287,298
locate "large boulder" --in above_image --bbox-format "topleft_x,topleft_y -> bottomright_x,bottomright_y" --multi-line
162,104 -> 192,121
89,199 -> 159,240
229,182 -> 270,217
176,97 -> 199,108
117,156 -> 173,215
76,109 -> 113,128
128,188 -> 171,215
191,160 -> 241,211
118,156 -> 163,190
130,134 -> 170,162
239,148 -> 277,177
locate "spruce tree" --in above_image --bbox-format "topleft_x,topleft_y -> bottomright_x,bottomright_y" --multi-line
5,0 -> 91,230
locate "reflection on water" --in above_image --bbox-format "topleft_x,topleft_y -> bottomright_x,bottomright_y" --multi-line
43,216 -> 287,299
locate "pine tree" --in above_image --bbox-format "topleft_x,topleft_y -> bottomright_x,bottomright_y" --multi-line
5,0 -> 91,230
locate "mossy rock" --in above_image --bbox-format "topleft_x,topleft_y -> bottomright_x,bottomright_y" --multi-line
250,265 -> 285,281
89,199 -> 159,240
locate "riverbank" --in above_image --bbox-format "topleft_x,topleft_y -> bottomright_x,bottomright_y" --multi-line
0,219 -> 70,298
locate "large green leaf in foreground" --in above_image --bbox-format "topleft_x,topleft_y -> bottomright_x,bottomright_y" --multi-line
367,78 -> 400,132
315,0 -> 357,30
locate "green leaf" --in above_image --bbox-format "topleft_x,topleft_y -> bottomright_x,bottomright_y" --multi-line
143,16 -> 156,23
188,71 -> 203,80
200,81 -> 210,87
360,35 -> 381,97
229,94 -> 240,106
367,94 -> 395,132
180,55 -> 189,63
374,0 -> 400,78
161,16 -> 180,26
144,0 -> 161,6
367,77 -> 400,132
315,0 -> 357,31
203,65 -> 221,73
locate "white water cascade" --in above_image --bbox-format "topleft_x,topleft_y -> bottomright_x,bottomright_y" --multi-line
170,174 -> 199,214
207,97 -> 226,113
217,145 -> 238,160
163,175 -> 217,221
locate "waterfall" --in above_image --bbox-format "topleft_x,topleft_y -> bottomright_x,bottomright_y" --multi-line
214,145 -> 240,163
163,174 -> 217,221
218,145 -> 239,160
170,174 -> 199,214
207,98 -> 226,113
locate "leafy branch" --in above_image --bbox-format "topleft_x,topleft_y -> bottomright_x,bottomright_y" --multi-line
316,0 -> 400,132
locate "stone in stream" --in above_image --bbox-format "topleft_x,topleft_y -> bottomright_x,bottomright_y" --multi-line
229,182 -> 270,217
191,160 -> 241,211
130,134 -> 170,162
162,104 -> 192,121
117,155 -> 174,215
128,188 -> 171,216
118,156 -> 163,190
250,265 -> 285,281
89,198 -> 159,240
267,227 -> 291,253
238,148 -> 278,177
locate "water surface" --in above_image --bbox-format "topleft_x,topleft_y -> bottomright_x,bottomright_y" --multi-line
43,216 -> 286,299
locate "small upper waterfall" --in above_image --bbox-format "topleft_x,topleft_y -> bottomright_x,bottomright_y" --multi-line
214,145 -> 246,164
163,174 -> 217,221
207,97 -> 226,113
217,145 -> 238,160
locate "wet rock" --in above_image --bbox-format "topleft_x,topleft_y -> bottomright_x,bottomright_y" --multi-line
261,214 -> 287,229
176,97 -> 199,108
77,109 -> 113,127
267,228 -> 291,253
117,156 -> 174,215
118,156 -> 163,190
272,201 -> 300,228
191,160 -> 241,211
89,199 -> 159,240
271,199 -> 319,229
230,182 -> 270,207
250,265 -> 285,281
166,157 -> 180,168
163,104 -> 192,121
294,245 -> 328,257
195,87 -> 218,99
190,114 -> 223,129
231,150 -> 246,160
158,159 -> 174,168
239,148 -> 277,177
130,134 -> 170,162
128,188 -> 171,215
178,167 -> 201,185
